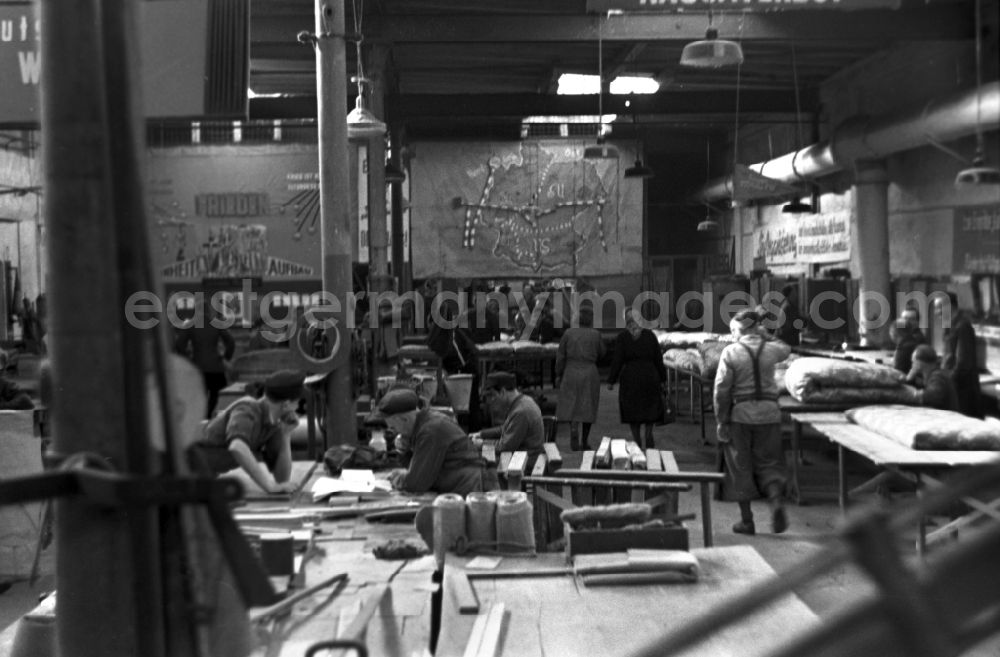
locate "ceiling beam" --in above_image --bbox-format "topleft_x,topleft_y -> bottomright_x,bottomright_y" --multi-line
249,88 -> 817,121
251,7 -> 970,45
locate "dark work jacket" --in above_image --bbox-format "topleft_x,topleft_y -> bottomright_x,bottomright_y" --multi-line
400,409 -> 491,496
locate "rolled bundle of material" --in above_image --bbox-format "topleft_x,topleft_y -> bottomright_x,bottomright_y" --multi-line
465,491 -> 497,545
432,493 -> 467,565
494,491 -> 535,554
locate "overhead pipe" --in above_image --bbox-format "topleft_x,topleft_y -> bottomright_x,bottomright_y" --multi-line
699,81 -> 1000,201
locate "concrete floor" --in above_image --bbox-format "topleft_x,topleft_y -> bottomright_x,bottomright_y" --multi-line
3,382 -> 997,655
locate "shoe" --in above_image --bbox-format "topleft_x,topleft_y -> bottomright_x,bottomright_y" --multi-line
771,506 -> 788,534
732,520 -> 756,535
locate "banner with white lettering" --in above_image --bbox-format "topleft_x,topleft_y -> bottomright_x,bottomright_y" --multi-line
796,211 -> 851,263
0,1 -> 213,123
149,144 -> 321,281
953,205 -> 1000,273
587,0 -> 900,11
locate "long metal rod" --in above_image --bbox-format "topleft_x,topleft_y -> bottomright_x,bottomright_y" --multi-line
315,0 -> 357,448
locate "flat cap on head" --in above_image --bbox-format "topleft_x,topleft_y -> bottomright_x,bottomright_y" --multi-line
264,369 -> 305,401
485,371 -> 517,391
365,387 -> 421,425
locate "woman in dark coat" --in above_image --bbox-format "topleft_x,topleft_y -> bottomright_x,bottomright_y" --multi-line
555,306 -> 605,451
607,308 -> 666,449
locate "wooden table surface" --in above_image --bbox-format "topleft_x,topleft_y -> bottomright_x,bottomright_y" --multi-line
436,545 -> 819,657
235,461 -> 437,657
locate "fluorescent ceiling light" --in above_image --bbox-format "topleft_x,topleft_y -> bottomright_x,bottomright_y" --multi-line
610,76 -> 659,95
557,73 -> 658,96
523,114 -> 617,124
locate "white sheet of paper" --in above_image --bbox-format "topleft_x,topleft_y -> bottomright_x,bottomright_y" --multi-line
465,556 -> 502,570
310,470 -> 392,501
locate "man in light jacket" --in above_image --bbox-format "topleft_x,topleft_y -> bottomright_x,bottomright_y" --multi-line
714,309 -> 792,535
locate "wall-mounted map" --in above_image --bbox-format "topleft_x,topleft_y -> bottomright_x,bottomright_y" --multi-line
411,141 -> 643,278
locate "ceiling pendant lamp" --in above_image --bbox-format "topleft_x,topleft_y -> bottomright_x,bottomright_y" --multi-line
624,160 -> 654,179
781,43 -> 814,214
680,10 -> 743,69
956,0 -> 1000,187
347,6 -> 386,140
584,14 -> 619,160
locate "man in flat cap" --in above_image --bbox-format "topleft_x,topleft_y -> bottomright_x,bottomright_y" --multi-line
470,371 -> 545,465
713,309 -> 792,535
367,388 -> 496,496
906,344 -> 960,412
188,369 -> 304,493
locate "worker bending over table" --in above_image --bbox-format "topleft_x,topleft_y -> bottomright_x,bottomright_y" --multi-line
713,309 -> 791,535
906,344 -> 960,412
368,387 -> 498,496
469,370 -> 545,465
188,369 -> 304,493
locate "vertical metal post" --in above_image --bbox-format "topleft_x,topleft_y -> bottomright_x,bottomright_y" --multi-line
315,0 -> 357,446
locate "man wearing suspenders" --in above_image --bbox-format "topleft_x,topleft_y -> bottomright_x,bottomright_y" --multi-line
713,309 -> 792,535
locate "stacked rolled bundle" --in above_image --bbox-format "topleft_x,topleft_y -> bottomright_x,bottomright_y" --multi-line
465,491 -> 497,545
783,357 -> 916,405
432,493 -> 467,565
494,491 -> 535,554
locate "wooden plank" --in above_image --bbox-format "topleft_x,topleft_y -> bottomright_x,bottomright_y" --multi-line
660,450 -> 680,474
531,454 -> 548,477
506,451 -> 529,490
481,443 -> 496,466
626,441 -> 647,470
462,603 -> 506,657
454,572 -> 480,615
497,451 -> 513,477
574,451 -> 597,507
645,448 -> 663,472
543,442 -> 563,472
610,439 -> 630,470
594,437 -> 612,468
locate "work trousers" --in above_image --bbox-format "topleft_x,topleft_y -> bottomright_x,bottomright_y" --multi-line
721,422 -> 786,502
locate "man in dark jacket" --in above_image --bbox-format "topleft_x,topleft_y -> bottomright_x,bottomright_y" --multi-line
471,371 -> 545,466
890,307 -> 926,374
175,300 -> 236,417
368,388 -> 495,496
935,292 -> 983,418
906,344 -> 960,412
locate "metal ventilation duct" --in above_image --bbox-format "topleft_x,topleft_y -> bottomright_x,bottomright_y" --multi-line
698,81 -> 1000,202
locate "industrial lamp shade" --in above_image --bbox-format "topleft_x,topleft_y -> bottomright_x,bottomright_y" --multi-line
680,28 -> 744,68
624,160 -> 655,179
346,96 -> 386,139
955,162 -> 1000,186
782,199 -> 814,214
385,162 -> 406,184
583,141 -> 620,160
696,218 -> 720,232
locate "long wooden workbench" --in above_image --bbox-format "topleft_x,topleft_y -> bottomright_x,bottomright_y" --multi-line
789,412 -> 1000,553
436,546 -> 819,657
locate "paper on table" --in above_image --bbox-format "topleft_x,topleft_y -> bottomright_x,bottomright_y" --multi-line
465,556 -> 502,570
311,469 -> 393,501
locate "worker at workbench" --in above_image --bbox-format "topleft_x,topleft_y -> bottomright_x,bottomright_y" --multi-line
906,344 -> 960,412
713,310 -> 791,536
367,387 -> 497,496
469,370 -> 545,465
188,369 -> 304,493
